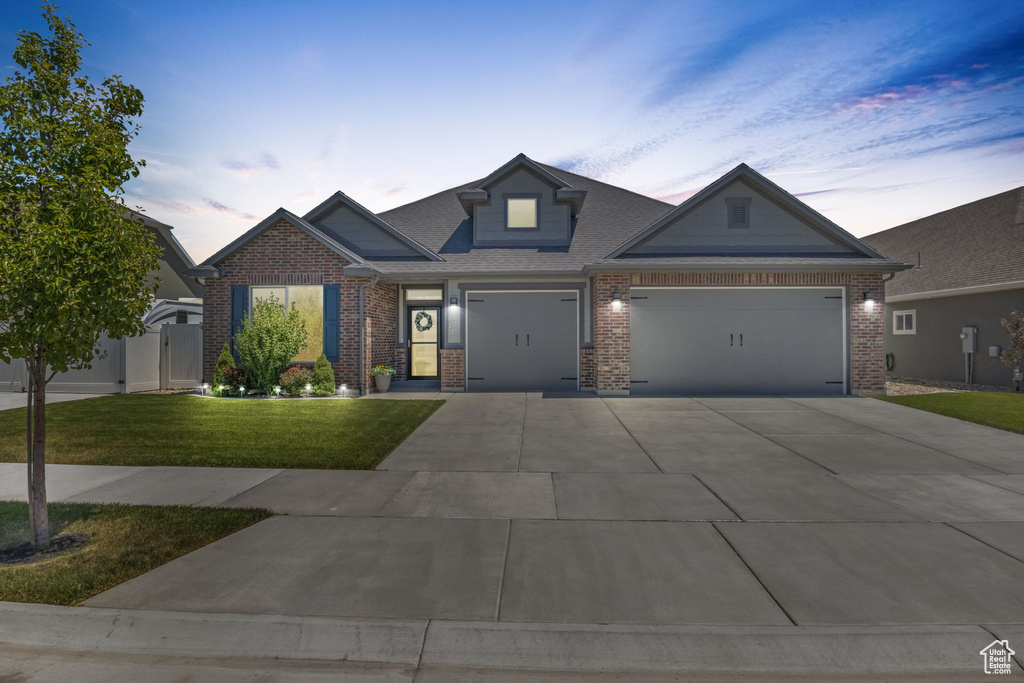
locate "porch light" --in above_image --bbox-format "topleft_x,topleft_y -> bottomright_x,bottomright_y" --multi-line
449,296 -> 458,308
611,292 -> 622,312
863,292 -> 875,311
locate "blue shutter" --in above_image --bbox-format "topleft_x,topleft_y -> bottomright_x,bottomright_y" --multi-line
323,283 -> 340,362
230,284 -> 248,362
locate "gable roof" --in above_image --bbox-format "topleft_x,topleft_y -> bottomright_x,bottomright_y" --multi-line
606,164 -> 886,260
303,191 -> 442,261
190,207 -> 366,276
455,153 -> 587,217
862,187 -> 1024,299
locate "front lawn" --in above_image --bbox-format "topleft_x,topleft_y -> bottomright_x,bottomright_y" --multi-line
878,392 -> 1024,435
0,395 -> 443,469
0,502 -> 271,605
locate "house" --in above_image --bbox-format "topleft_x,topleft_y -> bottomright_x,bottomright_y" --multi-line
862,187 -> 1024,388
0,212 -> 205,393
187,155 -> 908,395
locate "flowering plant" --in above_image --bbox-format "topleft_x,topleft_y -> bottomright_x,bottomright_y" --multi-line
279,365 -> 315,395
213,366 -> 248,396
371,364 -> 395,376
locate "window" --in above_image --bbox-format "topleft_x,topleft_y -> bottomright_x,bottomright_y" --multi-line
506,197 -> 538,229
893,310 -> 916,335
405,288 -> 443,301
175,310 -> 188,324
251,285 -> 324,361
725,197 -> 752,229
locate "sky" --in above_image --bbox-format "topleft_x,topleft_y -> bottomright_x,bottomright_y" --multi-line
2,0 -> 1023,262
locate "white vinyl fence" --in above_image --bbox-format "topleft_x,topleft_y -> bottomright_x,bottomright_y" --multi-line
160,323 -> 203,389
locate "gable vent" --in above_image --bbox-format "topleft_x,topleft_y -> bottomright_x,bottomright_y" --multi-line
725,197 -> 752,229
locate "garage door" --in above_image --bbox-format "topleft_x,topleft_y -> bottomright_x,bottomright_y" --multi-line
630,288 -> 845,395
466,291 -> 578,391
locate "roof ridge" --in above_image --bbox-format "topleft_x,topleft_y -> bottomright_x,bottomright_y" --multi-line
864,186 -> 1024,239
534,162 -> 675,209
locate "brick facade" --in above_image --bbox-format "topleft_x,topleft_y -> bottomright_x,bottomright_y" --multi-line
364,282 -> 398,392
203,218 -> 391,394
579,347 -> 596,389
590,271 -> 887,395
440,349 -> 465,391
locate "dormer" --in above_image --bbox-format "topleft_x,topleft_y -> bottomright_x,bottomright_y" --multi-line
304,191 -> 440,261
456,154 -> 586,247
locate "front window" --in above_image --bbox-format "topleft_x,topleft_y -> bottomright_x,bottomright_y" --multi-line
506,198 -> 537,228
251,285 -> 324,361
893,310 -> 916,335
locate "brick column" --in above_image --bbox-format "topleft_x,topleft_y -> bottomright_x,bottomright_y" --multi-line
850,273 -> 886,394
440,349 -> 465,391
592,274 -> 631,393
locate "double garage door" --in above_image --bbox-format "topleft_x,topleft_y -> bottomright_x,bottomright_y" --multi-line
630,287 -> 846,395
462,287 -> 847,394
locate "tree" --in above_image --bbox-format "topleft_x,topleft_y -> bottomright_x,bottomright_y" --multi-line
212,343 -> 235,393
1001,311 -> 1024,389
233,294 -> 308,395
0,4 -> 158,549
311,353 -> 336,396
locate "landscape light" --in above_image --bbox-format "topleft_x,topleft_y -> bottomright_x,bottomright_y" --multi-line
611,292 -> 622,312
305,383 -> 312,396
239,385 -> 245,397
341,383 -> 347,398
201,382 -> 209,396
274,385 -> 281,397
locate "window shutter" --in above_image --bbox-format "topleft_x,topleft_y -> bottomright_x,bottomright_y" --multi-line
323,283 -> 340,363
230,284 -> 248,362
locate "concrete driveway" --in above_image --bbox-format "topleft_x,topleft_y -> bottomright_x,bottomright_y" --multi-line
72,393 -> 1024,633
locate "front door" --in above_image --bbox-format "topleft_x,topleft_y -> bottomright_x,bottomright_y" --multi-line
408,307 -> 440,379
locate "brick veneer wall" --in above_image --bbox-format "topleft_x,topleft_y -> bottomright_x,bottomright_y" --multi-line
364,283 -> 398,392
591,271 -> 887,394
580,347 -> 596,390
203,218 -> 375,391
440,349 -> 464,391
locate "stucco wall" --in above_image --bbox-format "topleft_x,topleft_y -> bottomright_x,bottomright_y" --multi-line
884,288 -> 1022,387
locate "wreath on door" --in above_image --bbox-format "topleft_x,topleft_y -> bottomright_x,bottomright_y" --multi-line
414,311 -> 433,332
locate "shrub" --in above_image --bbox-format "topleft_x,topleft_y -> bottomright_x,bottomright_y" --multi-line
1001,310 -> 1024,385
212,343 -> 234,388
311,354 -> 335,396
220,366 -> 249,396
279,365 -> 314,396
234,293 -> 307,395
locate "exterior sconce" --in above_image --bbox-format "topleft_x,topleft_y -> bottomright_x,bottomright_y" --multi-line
449,296 -> 458,309
611,292 -> 622,312
863,292 -> 875,311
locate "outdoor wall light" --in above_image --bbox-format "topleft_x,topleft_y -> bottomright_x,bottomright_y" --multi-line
863,292 -> 876,311
611,292 -> 622,312
449,296 -> 458,308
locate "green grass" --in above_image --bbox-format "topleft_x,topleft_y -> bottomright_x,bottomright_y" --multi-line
877,392 -> 1024,435
0,501 -> 271,605
0,395 -> 444,469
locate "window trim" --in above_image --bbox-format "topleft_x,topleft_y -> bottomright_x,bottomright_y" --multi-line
893,309 -> 916,335
504,193 -> 540,230
725,197 -> 752,230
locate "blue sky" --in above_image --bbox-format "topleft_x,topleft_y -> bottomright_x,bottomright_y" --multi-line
3,0 -> 1022,261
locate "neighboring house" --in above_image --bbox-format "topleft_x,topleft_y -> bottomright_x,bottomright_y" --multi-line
863,187 -> 1024,387
188,155 -> 908,396
0,213 -> 205,393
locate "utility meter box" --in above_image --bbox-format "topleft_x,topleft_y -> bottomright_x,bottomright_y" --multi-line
961,326 -> 977,353
990,345 -> 1002,358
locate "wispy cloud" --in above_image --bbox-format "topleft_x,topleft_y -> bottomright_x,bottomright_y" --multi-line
202,197 -> 259,221
221,152 -> 280,175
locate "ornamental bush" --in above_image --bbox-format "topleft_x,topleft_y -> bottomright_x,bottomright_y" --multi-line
312,353 -> 335,396
234,293 -> 307,395
279,365 -> 314,396
213,343 -> 234,387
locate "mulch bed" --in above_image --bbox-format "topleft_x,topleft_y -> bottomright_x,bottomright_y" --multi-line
887,377 -> 1015,396
0,533 -> 90,566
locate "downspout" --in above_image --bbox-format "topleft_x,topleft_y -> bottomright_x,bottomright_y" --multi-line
358,275 -> 380,396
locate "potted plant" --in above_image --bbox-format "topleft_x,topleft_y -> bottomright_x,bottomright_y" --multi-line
371,364 -> 395,392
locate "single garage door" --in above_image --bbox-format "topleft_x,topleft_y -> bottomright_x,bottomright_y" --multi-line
466,291 -> 578,391
630,287 -> 845,395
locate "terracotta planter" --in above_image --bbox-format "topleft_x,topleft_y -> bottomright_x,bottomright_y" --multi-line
374,374 -> 392,392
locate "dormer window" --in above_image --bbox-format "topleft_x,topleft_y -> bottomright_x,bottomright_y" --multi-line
726,197 -> 752,229
506,196 -> 538,229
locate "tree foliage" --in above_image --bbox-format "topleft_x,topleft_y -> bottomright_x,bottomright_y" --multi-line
1001,311 -> 1024,375
213,343 -> 234,387
233,294 -> 308,395
0,3 -> 158,548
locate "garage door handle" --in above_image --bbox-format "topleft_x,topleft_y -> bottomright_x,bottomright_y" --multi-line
527,334 -> 530,346
730,334 -> 733,347
740,334 -> 743,347
515,334 -> 518,347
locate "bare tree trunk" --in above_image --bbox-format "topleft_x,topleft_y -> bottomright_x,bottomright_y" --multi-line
29,356 -> 49,549
25,358 -> 35,538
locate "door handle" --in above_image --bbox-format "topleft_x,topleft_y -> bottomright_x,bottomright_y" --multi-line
527,334 -> 530,346
740,334 -> 743,347
515,334 -> 518,346
730,334 -> 733,347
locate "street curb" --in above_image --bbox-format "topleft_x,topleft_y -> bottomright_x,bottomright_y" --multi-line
0,602 -> 1012,675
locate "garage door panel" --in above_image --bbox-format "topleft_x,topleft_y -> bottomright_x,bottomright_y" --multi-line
631,289 -> 845,395
467,292 -> 578,392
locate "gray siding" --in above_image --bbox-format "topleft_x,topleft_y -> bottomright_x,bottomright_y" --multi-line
151,230 -> 203,299
473,168 -> 571,246
884,288 -> 1023,387
314,204 -> 421,258
629,179 -> 851,255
